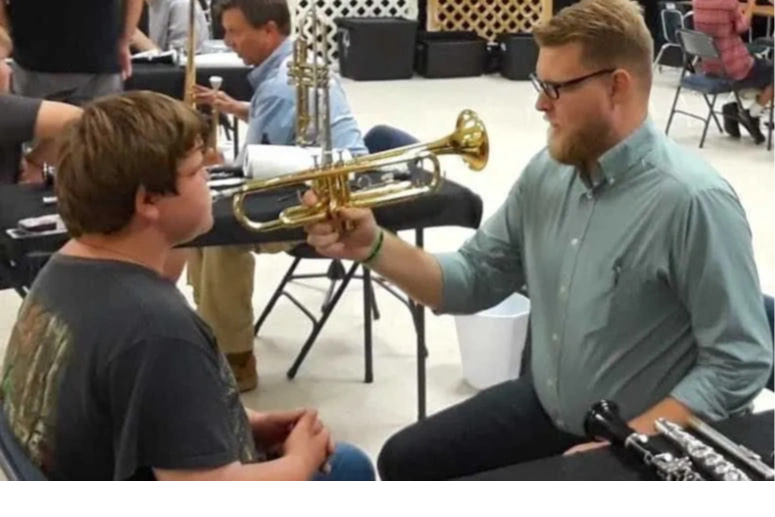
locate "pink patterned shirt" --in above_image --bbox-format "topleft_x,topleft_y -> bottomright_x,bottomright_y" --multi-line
692,0 -> 753,80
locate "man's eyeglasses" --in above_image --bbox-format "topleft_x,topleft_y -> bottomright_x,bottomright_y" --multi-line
530,69 -> 616,100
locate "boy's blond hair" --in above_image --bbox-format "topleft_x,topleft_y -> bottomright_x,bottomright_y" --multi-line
533,0 -> 654,92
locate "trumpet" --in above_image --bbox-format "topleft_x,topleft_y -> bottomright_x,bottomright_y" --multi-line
231,7 -> 488,233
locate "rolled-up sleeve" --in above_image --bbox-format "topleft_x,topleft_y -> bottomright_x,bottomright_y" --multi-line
433,179 -> 526,315
669,186 -> 772,420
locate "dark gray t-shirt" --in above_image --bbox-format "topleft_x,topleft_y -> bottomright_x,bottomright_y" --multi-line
0,93 -> 41,184
0,254 -> 261,480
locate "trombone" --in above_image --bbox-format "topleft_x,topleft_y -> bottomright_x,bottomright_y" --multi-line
231,8 -> 489,233
183,0 -> 222,161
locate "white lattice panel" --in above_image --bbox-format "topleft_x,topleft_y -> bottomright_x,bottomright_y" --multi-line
291,0 -> 419,68
428,0 -> 552,42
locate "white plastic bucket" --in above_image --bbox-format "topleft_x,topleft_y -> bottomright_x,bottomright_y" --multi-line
454,293 -> 531,390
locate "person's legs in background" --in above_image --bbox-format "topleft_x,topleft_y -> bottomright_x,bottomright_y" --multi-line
10,65 -> 122,105
187,244 -> 260,391
312,442 -> 376,481
377,374 -> 584,480
186,241 -> 298,392
736,59 -> 774,144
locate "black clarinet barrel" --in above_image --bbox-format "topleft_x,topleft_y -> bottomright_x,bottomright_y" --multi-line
584,400 -> 637,445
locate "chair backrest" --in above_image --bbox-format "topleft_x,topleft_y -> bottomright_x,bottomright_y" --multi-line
661,7 -> 686,45
0,410 -> 47,481
676,28 -> 720,60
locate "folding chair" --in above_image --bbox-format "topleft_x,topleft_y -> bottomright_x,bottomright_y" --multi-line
253,126 -> 427,385
654,5 -> 689,71
665,29 -> 744,148
0,411 -> 47,481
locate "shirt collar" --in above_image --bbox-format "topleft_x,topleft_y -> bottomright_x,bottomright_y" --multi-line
247,37 -> 293,88
587,116 -> 660,189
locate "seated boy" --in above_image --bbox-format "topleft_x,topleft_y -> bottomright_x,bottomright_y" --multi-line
0,90 -> 375,481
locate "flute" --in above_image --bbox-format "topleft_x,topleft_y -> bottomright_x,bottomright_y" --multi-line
688,415 -> 774,481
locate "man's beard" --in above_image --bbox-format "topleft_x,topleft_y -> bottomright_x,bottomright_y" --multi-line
547,118 -> 614,171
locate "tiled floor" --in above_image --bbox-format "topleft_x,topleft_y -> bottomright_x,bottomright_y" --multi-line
1,66 -> 773,479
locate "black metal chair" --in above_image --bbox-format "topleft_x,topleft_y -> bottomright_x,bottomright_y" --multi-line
0,410 -> 47,481
666,29 -> 741,148
654,5 -> 690,71
252,126 -> 427,386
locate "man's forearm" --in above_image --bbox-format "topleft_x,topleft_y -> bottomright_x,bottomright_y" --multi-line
131,28 -> 158,52
233,101 -> 250,122
123,0 -> 145,43
368,231 -> 444,310
628,397 -> 694,436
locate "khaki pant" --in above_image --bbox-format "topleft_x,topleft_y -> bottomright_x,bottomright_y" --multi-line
187,242 -> 298,355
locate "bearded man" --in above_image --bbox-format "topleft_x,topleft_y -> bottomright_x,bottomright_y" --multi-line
298,0 -> 773,481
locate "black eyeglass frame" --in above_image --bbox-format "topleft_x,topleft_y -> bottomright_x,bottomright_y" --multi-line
530,69 -> 617,100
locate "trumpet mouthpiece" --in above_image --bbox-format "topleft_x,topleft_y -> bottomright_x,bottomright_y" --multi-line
209,75 -> 224,91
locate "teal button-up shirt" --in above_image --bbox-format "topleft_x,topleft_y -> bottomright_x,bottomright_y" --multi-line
435,117 -> 772,436
245,38 -> 367,156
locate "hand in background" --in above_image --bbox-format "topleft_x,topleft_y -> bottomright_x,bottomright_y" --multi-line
19,158 -> 45,185
193,85 -> 239,115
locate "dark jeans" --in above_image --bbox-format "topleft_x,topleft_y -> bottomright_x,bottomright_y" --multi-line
377,374 -> 584,480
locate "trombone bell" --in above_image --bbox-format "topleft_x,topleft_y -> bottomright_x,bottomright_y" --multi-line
231,109 -> 489,233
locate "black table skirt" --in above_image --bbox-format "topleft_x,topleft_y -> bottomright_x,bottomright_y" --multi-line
460,410 -> 774,481
125,63 -> 254,102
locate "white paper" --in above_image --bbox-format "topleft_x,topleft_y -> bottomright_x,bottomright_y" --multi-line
242,145 -> 352,180
193,51 -> 246,68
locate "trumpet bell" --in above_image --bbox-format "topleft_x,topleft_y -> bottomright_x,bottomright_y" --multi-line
451,109 -> 489,172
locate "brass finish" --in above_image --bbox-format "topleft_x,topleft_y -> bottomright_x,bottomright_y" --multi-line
183,0 -> 221,161
232,109 -> 488,232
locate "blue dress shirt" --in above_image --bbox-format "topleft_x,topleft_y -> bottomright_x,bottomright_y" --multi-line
244,38 -> 367,156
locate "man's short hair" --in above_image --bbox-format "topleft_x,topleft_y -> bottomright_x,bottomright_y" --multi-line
214,0 -> 292,36
532,0 -> 654,92
56,91 -> 208,238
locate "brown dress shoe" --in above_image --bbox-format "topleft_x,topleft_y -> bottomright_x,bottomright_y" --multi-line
226,351 -> 258,392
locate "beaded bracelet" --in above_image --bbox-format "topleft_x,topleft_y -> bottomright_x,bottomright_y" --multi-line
362,228 -> 385,266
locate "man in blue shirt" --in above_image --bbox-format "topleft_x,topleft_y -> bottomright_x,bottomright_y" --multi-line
302,0 -> 772,480
187,0 -> 367,391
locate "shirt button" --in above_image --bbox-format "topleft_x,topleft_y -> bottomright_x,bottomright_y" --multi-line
571,238 -> 579,247
552,333 -> 559,343
556,418 -> 565,428
546,378 -> 554,388
559,285 -> 567,298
